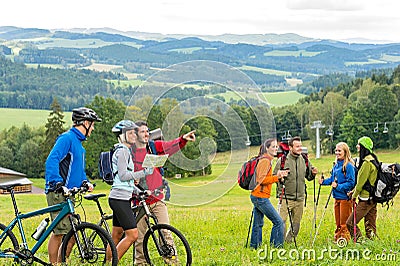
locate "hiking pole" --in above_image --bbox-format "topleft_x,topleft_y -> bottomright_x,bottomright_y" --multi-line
277,183 -> 285,214
309,173 -> 323,245
304,183 -> 307,207
283,182 -> 298,249
245,210 -> 254,248
353,200 -> 357,244
312,186 -> 332,247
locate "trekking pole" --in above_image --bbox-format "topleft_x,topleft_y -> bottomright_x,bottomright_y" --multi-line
353,200 -> 356,243
312,186 -> 332,247
245,210 -> 254,248
283,182 -> 298,249
313,177 -> 316,209
277,184 -> 285,214
309,173 -> 323,245
304,183 -> 307,207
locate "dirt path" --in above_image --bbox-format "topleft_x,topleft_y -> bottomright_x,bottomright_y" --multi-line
30,186 -> 45,194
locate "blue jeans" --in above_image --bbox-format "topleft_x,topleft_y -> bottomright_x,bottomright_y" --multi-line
250,195 -> 284,248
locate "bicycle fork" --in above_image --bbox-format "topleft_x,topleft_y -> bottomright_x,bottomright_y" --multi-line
142,204 -> 172,256
68,214 -> 93,260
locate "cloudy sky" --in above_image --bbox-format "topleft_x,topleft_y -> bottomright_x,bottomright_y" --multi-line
1,0 -> 400,43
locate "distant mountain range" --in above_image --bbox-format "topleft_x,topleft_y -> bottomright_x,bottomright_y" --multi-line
1,25 -> 395,45
1,26 -> 400,82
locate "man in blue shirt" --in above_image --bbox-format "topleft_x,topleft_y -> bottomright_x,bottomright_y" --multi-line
45,107 -> 101,264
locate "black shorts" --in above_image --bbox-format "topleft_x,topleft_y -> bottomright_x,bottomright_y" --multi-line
108,198 -> 137,230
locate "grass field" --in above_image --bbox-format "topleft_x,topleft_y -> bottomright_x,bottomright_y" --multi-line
345,59 -> 387,66
212,90 -> 305,107
263,91 -> 305,106
239,65 -> 292,76
264,50 -> 323,57
0,108 -> 72,130
381,54 -> 400,62
169,47 -> 203,54
0,90 -> 305,131
1,149 -> 400,265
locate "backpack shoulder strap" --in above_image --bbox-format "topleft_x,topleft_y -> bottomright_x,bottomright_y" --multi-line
112,145 -> 132,171
301,153 -> 311,178
280,154 -> 287,170
148,140 -> 157,155
301,153 -> 309,166
370,159 -> 380,169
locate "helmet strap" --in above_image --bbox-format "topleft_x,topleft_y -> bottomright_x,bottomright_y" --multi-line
125,132 -> 135,146
82,121 -> 93,137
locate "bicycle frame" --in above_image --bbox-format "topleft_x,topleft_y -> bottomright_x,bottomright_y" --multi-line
84,191 -> 191,265
94,197 -> 112,233
0,187 -> 76,260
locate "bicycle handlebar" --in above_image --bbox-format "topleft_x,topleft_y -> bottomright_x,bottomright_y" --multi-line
133,184 -> 162,200
55,181 -> 94,197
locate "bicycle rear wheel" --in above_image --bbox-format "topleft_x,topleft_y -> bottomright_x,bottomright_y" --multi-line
143,223 -> 192,266
60,222 -> 118,265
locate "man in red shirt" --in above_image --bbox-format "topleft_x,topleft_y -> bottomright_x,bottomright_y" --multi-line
132,120 -> 195,265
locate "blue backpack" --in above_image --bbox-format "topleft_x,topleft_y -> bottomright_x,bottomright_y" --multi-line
98,146 -> 126,185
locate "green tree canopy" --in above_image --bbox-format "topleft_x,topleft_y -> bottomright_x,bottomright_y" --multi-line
85,96 -> 126,179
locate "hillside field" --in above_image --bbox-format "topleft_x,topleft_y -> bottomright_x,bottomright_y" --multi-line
0,90 -> 304,130
0,108 -> 72,130
214,90 -> 305,107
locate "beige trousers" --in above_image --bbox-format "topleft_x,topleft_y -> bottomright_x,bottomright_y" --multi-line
135,200 -> 170,265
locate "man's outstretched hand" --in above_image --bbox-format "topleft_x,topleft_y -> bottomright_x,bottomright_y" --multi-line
183,130 -> 196,142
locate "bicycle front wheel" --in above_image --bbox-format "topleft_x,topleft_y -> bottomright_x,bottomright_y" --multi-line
0,223 -> 19,263
60,222 -> 118,265
143,223 -> 192,266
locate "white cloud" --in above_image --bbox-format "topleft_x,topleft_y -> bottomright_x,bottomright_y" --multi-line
0,0 -> 399,42
287,0 -> 364,11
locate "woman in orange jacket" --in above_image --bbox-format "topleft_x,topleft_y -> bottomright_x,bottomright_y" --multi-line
250,138 -> 289,248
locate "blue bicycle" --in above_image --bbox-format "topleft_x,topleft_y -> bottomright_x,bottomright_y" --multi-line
0,182 -> 118,265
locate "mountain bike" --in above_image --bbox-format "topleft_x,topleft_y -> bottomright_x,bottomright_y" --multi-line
84,188 -> 192,265
0,182 -> 118,265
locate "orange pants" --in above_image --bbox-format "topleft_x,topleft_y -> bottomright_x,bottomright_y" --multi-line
334,199 -> 352,241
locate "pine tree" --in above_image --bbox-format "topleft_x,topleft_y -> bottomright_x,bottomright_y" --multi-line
43,98 -> 66,160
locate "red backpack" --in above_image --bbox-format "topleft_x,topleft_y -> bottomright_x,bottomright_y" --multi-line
237,156 -> 262,190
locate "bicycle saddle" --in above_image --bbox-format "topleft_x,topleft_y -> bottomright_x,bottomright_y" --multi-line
0,183 -> 23,191
84,194 -> 106,201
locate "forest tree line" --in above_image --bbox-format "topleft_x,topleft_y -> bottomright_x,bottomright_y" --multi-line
1,52 -> 400,179
1,64 -> 400,179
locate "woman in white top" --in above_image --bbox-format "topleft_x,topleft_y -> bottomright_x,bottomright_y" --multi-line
107,120 -> 153,260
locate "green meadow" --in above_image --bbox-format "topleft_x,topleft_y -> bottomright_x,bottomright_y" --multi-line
212,90 -> 305,107
1,148 -> 400,265
264,50 -> 323,57
0,108 -> 72,130
238,65 -> 292,76
0,90 -> 305,131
